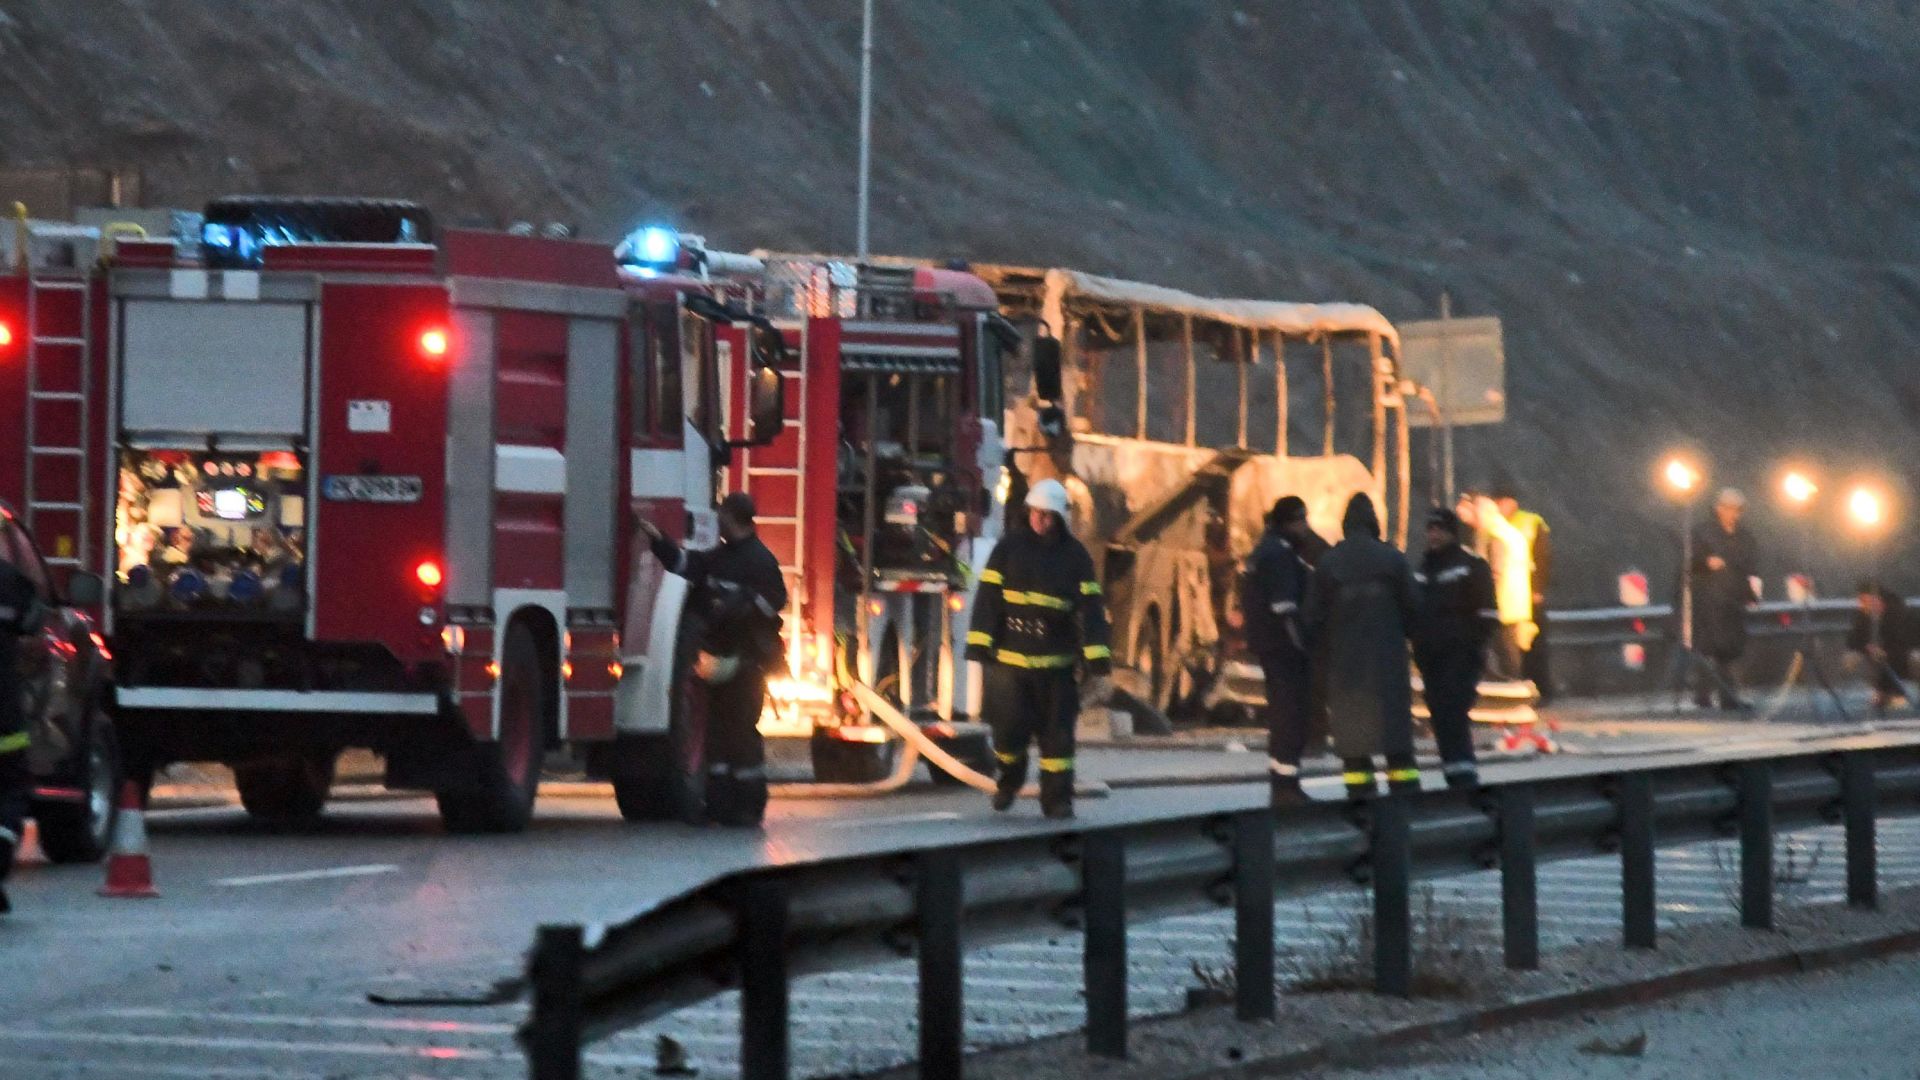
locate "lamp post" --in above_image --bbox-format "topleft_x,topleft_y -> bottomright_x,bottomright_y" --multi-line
1663,456 -> 1704,651
855,0 -> 875,260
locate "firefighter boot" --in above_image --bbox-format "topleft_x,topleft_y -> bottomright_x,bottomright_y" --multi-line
991,752 -> 1026,813
1039,764 -> 1074,820
1342,758 -> 1378,802
1385,754 -> 1423,795
1270,765 -> 1310,809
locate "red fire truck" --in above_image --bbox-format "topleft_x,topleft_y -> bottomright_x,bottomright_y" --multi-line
0,199 -> 1011,829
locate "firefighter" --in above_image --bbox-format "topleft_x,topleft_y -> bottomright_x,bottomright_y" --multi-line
0,545 -> 43,914
1495,487 -> 1554,703
635,492 -> 788,827
1243,496 -> 1316,807
1303,493 -> 1419,801
967,479 -> 1111,819
1412,506 -> 1498,791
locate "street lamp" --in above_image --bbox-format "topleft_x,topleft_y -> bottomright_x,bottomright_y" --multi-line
1781,469 -> 1818,507
1848,485 -> 1887,530
1664,456 -> 1702,497
855,0 -> 876,260
1659,454 -> 1706,652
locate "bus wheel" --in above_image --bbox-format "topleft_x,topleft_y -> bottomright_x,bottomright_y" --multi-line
438,621 -> 545,834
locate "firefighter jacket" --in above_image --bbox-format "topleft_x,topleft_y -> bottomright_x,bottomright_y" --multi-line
1413,543 -> 1498,654
1242,529 -> 1310,659
650,530 -> 789,671
1507,510 -> 1551,597
966,527 -> 1111,675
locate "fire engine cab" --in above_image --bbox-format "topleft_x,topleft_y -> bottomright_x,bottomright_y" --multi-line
0,196 -> 1017,829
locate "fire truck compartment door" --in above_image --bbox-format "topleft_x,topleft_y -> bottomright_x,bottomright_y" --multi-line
120,300 -> 309,437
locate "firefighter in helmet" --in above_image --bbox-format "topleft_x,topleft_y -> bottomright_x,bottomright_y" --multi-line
636,492 -> 788,827
966,479 -> 1111,818
0,541 -> 44,914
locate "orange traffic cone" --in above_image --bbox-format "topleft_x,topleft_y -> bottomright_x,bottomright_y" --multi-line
98,781 -> 158,898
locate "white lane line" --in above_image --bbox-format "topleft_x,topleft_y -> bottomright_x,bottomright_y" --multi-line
94,1008 -> 514,1035
805,810 -> 965,830
0,1059 -> 355,1080
214,864 -> 400,888
0,1027 -> 506,1061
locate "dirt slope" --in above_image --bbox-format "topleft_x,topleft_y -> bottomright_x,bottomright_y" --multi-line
3,0 -> 1918,601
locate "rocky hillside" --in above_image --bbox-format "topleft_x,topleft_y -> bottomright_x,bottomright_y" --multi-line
4,0 -> 1919,601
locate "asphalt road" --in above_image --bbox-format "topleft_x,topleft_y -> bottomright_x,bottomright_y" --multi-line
0,717 -> 1910,1079
1323,952 -> 1920,1080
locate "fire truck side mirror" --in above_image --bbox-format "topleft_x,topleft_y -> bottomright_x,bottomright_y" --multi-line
747,364 -> 786,446
1032,337 -> 1063,403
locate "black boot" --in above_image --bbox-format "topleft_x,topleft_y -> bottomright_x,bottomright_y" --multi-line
1039,769 -> 1074,819
992,754 -> 1026,812
1342,758 -> 1377,802
1385,757 -> 1422,795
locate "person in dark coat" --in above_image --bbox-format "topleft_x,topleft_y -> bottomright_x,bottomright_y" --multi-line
1303,493 -> 1419,800
636,492 -> 789,827
1690,488 -> 1758,710
0,545 -> 44,915
1243,495 -> 1316,806
1413,507 -> 1498,790
1848,580 -> 1916,712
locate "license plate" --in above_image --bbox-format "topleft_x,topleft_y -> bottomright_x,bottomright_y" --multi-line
323,475 -> 424,503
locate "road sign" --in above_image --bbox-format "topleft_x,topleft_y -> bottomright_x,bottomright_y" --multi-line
1400,315 -> 1506,427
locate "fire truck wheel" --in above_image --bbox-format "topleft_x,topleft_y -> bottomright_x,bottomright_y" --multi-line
609,735 -> 680,821
34,704 -> 123,864
234,752 -> 336,824
810,729 -> 898,784
437,620 -> 547,833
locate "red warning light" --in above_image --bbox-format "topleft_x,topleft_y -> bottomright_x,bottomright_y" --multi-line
418,328 -> 449,358
0,322 -> 13,348
414,560 -> 444,589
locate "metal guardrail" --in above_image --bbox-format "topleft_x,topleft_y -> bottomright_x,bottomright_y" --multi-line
1545,598 -> 1860,649
520,733 -> 1920,1079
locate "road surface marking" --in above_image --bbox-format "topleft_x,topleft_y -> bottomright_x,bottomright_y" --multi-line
214,864 -> 400,887
807,810 -> 964,829
97,1008 -> 514,1035
0,1027 -> 507,1060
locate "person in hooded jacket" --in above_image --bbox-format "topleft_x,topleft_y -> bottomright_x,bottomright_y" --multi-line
1412,506 -> 1498,790
636,492 -> 788,827
1242,495 -> 1317,806
1303,493 -> 1420,800
967,479 -> 1111,819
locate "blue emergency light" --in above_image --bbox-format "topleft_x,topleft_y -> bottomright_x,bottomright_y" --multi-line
618,225 -> 681,271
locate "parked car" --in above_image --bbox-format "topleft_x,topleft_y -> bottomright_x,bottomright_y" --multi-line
1,504 -> 121,862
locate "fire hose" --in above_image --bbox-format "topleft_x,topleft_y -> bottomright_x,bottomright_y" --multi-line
767,679 -> 1109,799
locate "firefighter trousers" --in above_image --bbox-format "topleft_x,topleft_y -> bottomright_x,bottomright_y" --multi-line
703,667 -> 769,827
1259,648 -> 1312,795
1417,645 -> 1483,786
984,665 -> 1078,813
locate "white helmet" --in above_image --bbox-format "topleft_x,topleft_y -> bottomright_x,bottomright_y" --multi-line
1025,478 -> 1070,517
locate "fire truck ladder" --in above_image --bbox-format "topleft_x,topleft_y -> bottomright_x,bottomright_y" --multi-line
24,271 -> 92,570
740,324 -> 806,590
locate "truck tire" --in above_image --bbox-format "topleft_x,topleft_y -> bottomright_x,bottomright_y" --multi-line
810,729 -> 897,784
611,615 -> 707,823
234,752 -> 336,824
438,620 -> 546,834
35,704 -> 123,864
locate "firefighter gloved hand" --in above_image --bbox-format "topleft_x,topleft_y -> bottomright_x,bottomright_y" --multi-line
1083,674 -> 1114,706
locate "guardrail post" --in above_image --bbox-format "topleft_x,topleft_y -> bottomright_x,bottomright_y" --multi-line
917,849 -> 965,1079
1083,830 -> 1128,1057
1619,772 -> 1656,950
524,924 -> 584,1080
1842,752 -> 1877,910
1739,761 -> 1773,931
1371,793 -> 1412,997
737,879 -> 791,1080
1231,810 -> 1275,1021
1498,784 -> 1538,970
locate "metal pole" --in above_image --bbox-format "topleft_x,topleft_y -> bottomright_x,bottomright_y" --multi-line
1841,752 -> 1878,910
1083,831 -> 1128,1057
855,0 -> 875,260
1619,773 -> 1657,949
1498,785 -> 1539,970
1680,504 -> 1694,651
1183,314 -> 1196,447
1371,794 -> 1412,997
1274,331 -> 1288,456
917,850 -> 964,1079
738,880 -> 792,1080
1321,337 -> 1335,457
1236,328 -> 1248,449
1231,810 -> 1275,1021
524,925 -> 584,1080
1739,762 -> 1773,931
1134,307 -> 1148,439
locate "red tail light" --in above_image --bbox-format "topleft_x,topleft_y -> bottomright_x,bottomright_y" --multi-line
418,327 -> 449,359
0,321 -> 13,348
414,560 -> 444,589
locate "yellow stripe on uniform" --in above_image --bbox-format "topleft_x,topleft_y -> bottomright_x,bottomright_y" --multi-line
1080,580 -> 1102,596
1387,768 -> 1421,782
979,569 -> 1003,585
995,750 -> 1025,765
1341,771 -> 1373,785
1082,644 -> 1111,661
966,630 -> 994,647
994,650 -> 1077,669
0,731 -> 28,755
1039,757 -> 1074,772
1002,589 -> 1073,611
